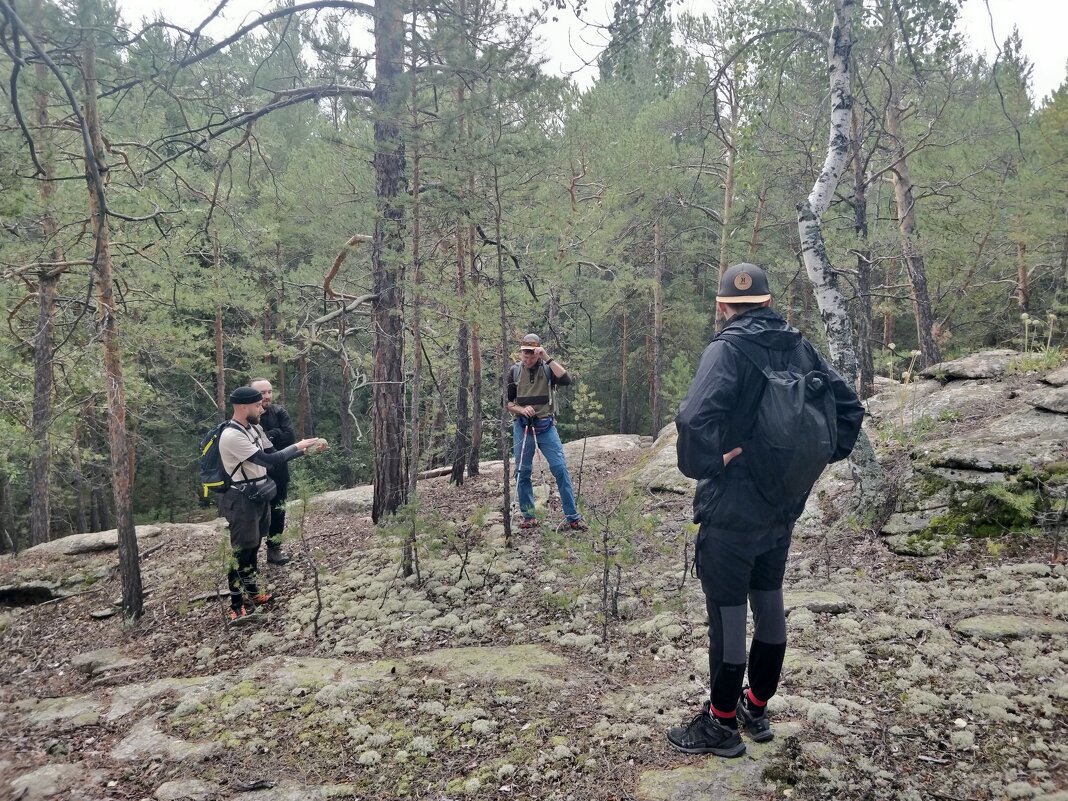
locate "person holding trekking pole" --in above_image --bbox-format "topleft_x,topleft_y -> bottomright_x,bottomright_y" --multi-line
505,334 -> 587,532
667,264 -> 863,757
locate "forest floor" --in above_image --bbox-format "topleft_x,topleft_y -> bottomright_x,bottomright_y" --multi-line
1,419 -> 1066,801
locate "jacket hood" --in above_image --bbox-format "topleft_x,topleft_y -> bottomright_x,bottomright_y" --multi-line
718,307 -> 802,352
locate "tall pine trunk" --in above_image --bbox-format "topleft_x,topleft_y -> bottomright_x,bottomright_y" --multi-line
29,60 -> 62,545
371,0 -> 408,523
649,218 -> 664,436
83,36 -> 142,621
450,216 -> 471,486
884,44 -> 940,367
492,158 -> 512,547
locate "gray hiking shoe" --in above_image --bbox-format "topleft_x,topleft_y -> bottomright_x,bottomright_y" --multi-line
666,701 -> 745,757
266,544 -> 290,565
736,698 -> 773,742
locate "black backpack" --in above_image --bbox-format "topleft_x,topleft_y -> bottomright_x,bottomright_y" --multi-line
721,335 -> 838,507
197,420 -> 246,498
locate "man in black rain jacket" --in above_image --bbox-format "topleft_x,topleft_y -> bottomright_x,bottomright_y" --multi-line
667,263 -> 864,757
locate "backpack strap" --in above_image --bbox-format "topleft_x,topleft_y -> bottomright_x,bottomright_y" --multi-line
718,333 -> 774,381
226,420 -> 260,485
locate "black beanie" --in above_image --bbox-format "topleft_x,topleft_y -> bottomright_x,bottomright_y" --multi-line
229,386 -> 263,404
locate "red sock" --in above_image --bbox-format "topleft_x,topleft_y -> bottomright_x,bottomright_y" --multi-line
745,688 -> 767,714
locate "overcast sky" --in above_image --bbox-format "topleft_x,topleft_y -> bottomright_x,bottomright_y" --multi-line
117,0 -> 1067,103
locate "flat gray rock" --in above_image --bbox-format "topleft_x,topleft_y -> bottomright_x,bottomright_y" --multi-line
953,615 -> 1068,641
562,433 -> 646,461
1029,386 -> 1068,414
411,644 -> 568,686
16,695 -> 102,728
635,723 -> 801,800
783,591 -> 852,615
301,485 -> 375,516
630,430 -> 695,495
880,509 -> 945,536
1041,365 -> 1068,387
921,410 -> 1068,473
884,534 -> 944,557
155,779 -> 219,801
8,762 -> 103,801
24,525 -> 163,556
921,349 -> 1018,380
71,647 -> 141,677
863,379 -> 941,421
111,715 -> 220,763
0,580 -> 63,606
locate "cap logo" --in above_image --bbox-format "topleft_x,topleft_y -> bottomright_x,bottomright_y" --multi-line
734,272 -> 753,291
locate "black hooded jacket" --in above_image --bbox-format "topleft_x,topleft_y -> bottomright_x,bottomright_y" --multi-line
675,308 -> 864,536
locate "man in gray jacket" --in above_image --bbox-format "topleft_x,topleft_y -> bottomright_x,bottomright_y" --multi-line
668,263 -> 864,757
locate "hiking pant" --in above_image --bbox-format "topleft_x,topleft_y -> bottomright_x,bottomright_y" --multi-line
512,418 -> 580,522
221,488 -> 270,609
266,466 -> 289,545
228,546 -> 260,610
696,525 -> 790,719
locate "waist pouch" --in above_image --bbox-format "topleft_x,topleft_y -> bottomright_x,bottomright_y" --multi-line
234,477 -> 277,504
526,415 -> 554,434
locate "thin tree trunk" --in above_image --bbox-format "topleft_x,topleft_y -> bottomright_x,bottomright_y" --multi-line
83,37 -> 142,621
468,325 -> 482,476
650,218 -> 664,436
339,312 -> 356,488
451,217 -> 471,486
884,44 -> 940,367
619,308 -> 629,434
747,183 -> 767,260
0,469 -> 16,553
29,59 -> 62,546
851,108 -> 875,399
718,96 -> 739,278
1015,239 -> 1029,312
404,10 -> 422,575
370,0 -> 408,523
492,158 -> 512,548
213,233 -> 225,420
297,354 -> 312,437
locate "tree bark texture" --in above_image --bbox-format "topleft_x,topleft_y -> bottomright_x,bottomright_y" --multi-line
83,37 -> 143,621
850,108 -> 875,399
339,312 -> 356,488
492,160 -> 512,548
619,308 -> 629,434
450,217 -> 471,486
29,61 -> 62,546
884,43 -> 941,367
370,0 -> 408,523
468,324 -> 482,476
797,0 -> 859,386
650,218 -> 664,437
213,233 -> 225,420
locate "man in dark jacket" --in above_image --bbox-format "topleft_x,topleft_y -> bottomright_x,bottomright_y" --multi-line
667,263 -> 864,757
250,378 -> 295,565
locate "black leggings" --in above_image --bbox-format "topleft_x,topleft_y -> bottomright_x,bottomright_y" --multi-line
228,546 -> 259,610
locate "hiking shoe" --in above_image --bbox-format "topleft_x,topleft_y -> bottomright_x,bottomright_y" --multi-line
518,518 -> 539,530
561,519 -> 588,532
229,606 -> 251,623
666,702 -> 745,757
250,592 -> 274,606
266,545 -> 290,565
737,698 -> 773,742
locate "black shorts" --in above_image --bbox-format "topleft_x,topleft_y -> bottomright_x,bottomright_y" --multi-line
695,526 -> 792,606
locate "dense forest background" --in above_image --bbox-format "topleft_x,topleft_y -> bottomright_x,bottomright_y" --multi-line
1,0 -> 1066,553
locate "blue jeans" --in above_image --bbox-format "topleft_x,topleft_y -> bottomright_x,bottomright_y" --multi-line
513,418 -> 580,521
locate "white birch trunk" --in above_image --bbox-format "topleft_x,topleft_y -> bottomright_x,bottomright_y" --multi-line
797,0 -> 858,385
798,0 -> 888,524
